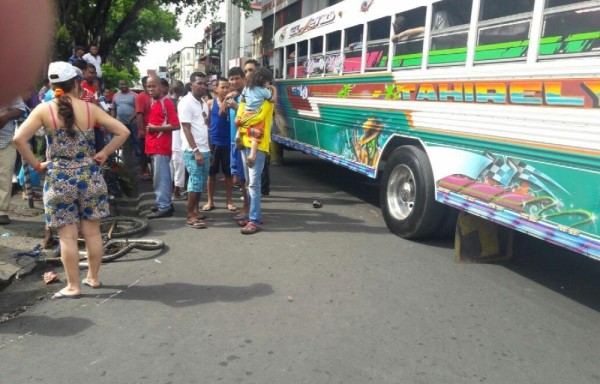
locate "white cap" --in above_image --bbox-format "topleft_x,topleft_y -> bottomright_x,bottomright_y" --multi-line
48,61 -> 77,83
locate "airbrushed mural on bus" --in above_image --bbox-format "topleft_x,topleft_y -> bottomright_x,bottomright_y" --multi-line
270,0 -> 600,260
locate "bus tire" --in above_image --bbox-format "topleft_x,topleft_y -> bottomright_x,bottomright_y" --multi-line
380,146 -> 444,239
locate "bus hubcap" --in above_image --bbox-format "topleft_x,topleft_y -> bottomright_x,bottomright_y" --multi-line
387,165 -> 416,221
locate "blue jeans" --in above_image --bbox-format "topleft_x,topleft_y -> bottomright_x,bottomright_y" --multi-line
152,154 -> 172,211
230,142 -> 245,181
242,148 -> 266,224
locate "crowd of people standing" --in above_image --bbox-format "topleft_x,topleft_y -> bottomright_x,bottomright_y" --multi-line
138,59 -> 275,235
0,50 -> 277,299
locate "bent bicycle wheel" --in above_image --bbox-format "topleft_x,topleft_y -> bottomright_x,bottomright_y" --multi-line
99,216 -> 149,239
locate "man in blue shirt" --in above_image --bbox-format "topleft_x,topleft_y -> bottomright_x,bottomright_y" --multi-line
202,78 -> 236,212
68,46 -> 86,65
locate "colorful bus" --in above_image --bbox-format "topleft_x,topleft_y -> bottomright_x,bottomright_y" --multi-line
270,0 -> 600,260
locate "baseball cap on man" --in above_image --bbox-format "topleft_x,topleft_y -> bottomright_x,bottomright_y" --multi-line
48,61 -> 77,83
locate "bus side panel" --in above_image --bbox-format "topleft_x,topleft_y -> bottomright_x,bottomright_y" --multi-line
274,77 -> 600,259
427,145 -> 600,259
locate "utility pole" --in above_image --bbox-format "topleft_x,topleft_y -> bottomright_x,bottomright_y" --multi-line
224,0 -> 242,69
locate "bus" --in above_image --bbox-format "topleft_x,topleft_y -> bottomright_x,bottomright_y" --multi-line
270,0 -> 600,260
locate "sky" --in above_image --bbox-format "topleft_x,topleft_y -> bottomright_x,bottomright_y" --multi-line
136,7 -> 225,75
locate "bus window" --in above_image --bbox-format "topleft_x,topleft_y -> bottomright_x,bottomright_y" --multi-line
297,40 -> 308,77
325,30 -> 343,75
306,36 -> 324,77
366,16 -> 391,71
275,48 -> 284,79
344,25 -> 363,73
391,7 -> 426,69
286,44 -> 296,78
540,0 -> 600,58
475,0 -> 534,63
429,0 -> 473,66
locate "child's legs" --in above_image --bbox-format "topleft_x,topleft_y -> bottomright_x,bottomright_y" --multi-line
249,140 -> 259,158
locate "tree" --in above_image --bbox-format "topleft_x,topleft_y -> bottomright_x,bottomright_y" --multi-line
102,63 -> 140,90
55,0 -> 254,62
106,1 -> 181,72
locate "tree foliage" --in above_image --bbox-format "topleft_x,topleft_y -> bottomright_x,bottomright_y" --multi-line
54,0 -> 253,79
102,63 -> 140,90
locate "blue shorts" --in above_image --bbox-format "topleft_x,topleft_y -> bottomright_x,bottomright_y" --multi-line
183,150 -> 210,193
230,142 -> 245,181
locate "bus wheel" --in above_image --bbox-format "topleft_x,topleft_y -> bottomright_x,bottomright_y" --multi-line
380,146 -> 444,239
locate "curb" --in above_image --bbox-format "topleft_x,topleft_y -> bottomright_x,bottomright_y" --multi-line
0,182 -> 155,290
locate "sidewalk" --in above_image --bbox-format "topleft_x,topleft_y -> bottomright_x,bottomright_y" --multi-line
0,179 -> 154,289
0,185 -> 46,287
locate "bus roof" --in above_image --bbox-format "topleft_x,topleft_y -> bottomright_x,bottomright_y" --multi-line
274,0 -> 442,48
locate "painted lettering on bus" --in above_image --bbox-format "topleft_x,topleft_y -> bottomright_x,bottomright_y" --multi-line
581,80 -> 600,108
381,80 -> 598,107
544,82 -> 585,107
290,11 -> 336,38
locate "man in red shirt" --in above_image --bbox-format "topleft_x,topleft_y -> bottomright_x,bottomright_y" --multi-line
81,64 -> 99,104
135,76 -> 152,179
80,63 -> 106,153
145,75 -> 180,219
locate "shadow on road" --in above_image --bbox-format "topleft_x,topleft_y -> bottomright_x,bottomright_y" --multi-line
102,282 -> 274,307
500,232 -> 600,312
278,153 -> 380,207
0,315 -> 94,336
280,152 -> 600,312
264,207 -> 389,234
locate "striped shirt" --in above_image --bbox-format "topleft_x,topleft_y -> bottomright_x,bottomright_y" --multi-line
0,97 -> 26,149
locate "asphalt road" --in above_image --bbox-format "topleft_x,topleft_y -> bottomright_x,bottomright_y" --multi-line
0,151 -> 599,384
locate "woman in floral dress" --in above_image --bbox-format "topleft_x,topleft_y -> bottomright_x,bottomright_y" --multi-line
14,62 -> 129,299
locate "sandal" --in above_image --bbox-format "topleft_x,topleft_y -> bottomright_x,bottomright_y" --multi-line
201,204 -> 215,211
51,290 -> 81,300
227,203 -> 237,212
241,221 -> 261,235
186,220 -> 207,229
43,271 -> 58,284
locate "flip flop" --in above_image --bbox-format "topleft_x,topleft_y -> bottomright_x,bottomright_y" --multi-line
51,291 -> 81,300
201,204 -> 215,211
227,203 -> 238,212
186,220 -> 207,229
82,279 -> 102,289
43,271 -> 58,284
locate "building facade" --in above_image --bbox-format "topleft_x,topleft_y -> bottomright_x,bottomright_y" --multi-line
167,47 -> 196,83
199,22 -> 226,78
224,1 -> 263,69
